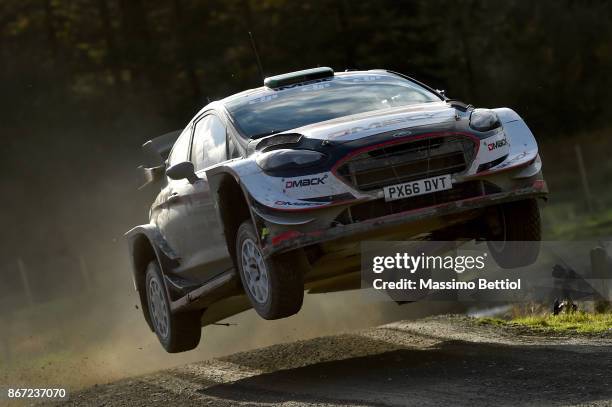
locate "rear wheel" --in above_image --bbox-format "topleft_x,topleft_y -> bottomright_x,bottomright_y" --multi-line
145,261 -> 202,353
236,220 -> 304,320
486,199 -> 541,268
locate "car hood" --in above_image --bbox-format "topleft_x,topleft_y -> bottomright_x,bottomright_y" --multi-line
283,101 -> 459,142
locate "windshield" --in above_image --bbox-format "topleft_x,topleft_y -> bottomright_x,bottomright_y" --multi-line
225,73 -> 442,139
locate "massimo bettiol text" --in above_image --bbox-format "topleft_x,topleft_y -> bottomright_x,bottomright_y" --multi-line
370,251 -> 521,291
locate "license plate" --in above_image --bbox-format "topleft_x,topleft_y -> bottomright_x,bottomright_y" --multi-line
383,174 -> 452,202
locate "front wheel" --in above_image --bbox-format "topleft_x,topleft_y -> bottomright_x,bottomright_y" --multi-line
145,261 -> 202,353
486,199 -> 542,269
236,220 -> 304,320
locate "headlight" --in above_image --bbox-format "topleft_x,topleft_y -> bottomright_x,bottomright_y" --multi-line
469,109 -> 501,132
255,149 -> 327,172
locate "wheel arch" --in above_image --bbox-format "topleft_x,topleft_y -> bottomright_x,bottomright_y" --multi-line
208,170 -> 254,268
126,225 -> 179,331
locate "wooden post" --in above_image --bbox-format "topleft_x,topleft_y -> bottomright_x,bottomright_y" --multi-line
591,247 -> 611,312
17,258 -> 34,305
574,144 -> 593,214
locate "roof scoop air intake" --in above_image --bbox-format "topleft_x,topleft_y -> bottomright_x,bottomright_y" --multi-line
264,67 -> 334,88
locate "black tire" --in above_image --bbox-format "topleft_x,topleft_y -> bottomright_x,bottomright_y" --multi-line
236,220 -> 304,320
486,199 -> 541,269
145,261 -> 201,353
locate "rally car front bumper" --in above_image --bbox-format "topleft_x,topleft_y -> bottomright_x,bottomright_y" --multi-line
260,176 -> 548,258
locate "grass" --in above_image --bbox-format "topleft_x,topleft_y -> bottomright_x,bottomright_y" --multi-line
543,206 -> 612,240
478,312 -> 612,334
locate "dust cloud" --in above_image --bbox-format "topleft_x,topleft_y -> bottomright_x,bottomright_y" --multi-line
0,257 -> 461,392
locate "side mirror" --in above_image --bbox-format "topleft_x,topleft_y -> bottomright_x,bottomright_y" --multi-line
166,161 -> 199,183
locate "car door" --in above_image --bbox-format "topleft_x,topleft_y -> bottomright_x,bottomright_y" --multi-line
156,124 -> 194,261
179,113 -> 233,282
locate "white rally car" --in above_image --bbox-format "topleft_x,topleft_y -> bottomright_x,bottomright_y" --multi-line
127,67 -> 548,352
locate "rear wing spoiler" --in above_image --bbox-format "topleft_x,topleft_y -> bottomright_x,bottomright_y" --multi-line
142,130 -> 182,161
138,130 -> 181,189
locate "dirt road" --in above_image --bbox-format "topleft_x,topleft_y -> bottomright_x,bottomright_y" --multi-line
58,316 -> 612,406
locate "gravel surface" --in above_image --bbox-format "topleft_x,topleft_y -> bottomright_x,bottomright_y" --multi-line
46,315 -> 612,406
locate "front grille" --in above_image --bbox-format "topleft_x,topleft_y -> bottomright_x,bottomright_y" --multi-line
336,135 -> 476,191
